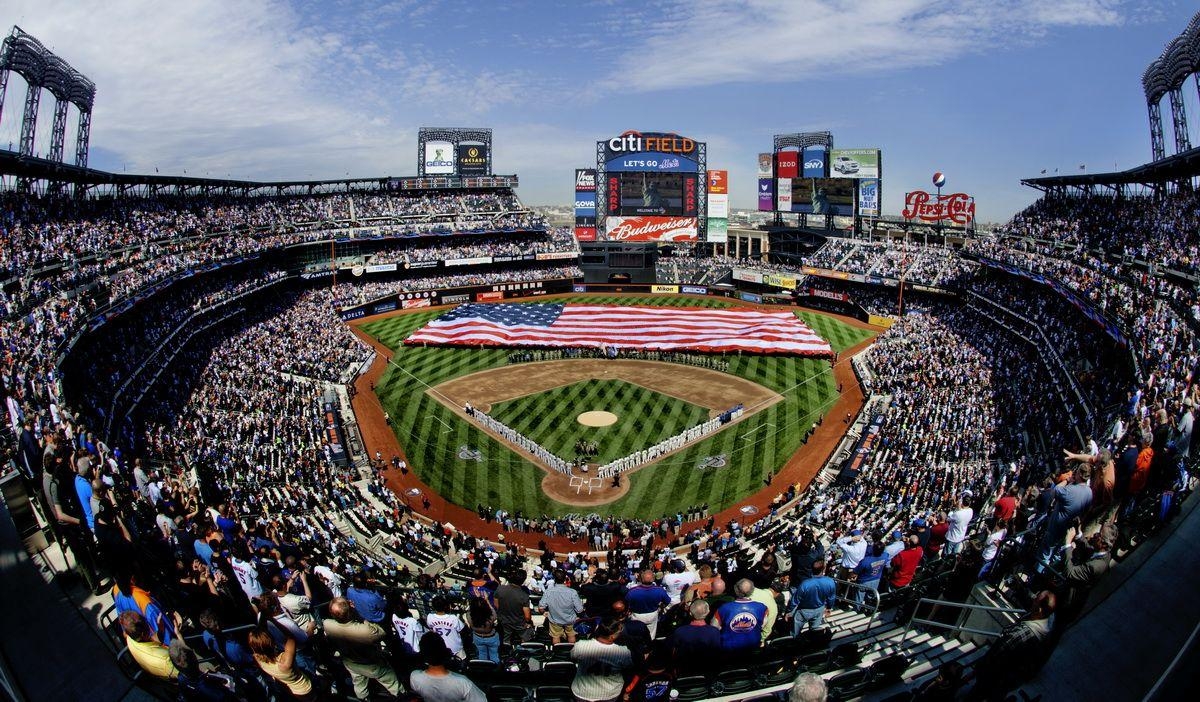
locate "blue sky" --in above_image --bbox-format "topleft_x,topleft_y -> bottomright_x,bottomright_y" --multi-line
2,0 -> 1196,221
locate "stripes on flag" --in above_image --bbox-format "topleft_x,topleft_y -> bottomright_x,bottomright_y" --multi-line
404,303 -> 834,356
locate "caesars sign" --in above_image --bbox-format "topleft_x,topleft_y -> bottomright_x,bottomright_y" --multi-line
456,144 -> 488,175
902,191 -> 976,225
424,140 -> 455,174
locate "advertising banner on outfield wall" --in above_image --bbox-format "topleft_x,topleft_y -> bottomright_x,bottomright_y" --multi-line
706,217 -> 728,244
574,226 -> 597,241
733,268 -> 764,284
740,292 -> 763,303
535,251 -> 578,261
652,285 -> 680,294
424,140 -> 455,174
401,298 -> 432,309
776,178 -> 793,211
758,179 -> 775,210
405,260 -> 440,270
776,151 -> 799,179
831,148 -> 881,179
858,179 -> 880,217
456,144 -> 488,175
446,256 -> 493,267
365,263 -> 399,273
605,216 -> 698,242
476,291 -> 504,302
802,146 -> 827,178
682,285 -> 707,295
757,153 -> 774,178
764,273 -> 798,289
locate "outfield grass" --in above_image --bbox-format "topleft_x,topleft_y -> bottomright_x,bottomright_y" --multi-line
360,295 -> 876,518
489,380 -> 710,465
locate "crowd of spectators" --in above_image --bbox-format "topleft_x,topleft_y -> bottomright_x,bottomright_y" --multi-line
366,228 -> 576,265
997,191 -> 1200,274
5,183 -> 1200,701
330,265 -> 583,309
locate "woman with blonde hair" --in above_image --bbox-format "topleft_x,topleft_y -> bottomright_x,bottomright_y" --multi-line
247,627 -> 316,700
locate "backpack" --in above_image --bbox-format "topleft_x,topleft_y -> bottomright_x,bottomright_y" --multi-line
177,669 -> 243,702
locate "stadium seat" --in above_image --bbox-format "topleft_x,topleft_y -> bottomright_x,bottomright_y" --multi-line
827,668 -> 869,699
753,656 -> 796,686
797,627 -> 833,651
672,675 -> 711,702
468,659 -> 500,673
765,634 -> 797,654
830,642 -> 862,668
534,685 -> 574,702
798,650 -> 831,673
518,642 -> 548,654
551,642 -> 574,659
867,654 -> 909,687
541,660 -> 576,681
712,668 -> 755,695
487,684 -> 531,702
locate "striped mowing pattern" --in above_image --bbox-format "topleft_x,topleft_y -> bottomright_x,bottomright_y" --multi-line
359,296 -> 877,518
489,380 -> 710,466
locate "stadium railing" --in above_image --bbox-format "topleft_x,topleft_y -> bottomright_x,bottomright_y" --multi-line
899,598 -> 1023,646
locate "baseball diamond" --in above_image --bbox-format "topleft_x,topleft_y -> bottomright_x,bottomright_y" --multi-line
357,294 -> 876,518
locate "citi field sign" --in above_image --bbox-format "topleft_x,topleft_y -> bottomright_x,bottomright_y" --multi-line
602,130 -> 700,162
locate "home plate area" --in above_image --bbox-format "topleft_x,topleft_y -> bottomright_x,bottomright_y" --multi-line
568,476 -> 605,495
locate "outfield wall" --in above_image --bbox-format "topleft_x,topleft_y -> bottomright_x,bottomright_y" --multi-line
338,277 -> 578,320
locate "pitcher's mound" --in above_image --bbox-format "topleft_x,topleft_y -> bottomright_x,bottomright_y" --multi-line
577,410 -> 618,427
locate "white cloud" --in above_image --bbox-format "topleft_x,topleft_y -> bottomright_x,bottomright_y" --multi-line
604,0 -> 1128,92
0,0 -> 475,179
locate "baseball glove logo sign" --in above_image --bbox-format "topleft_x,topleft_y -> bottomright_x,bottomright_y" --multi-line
458,445 -> 483,462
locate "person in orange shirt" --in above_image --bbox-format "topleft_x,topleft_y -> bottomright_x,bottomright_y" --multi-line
1130,435 -> 1153,496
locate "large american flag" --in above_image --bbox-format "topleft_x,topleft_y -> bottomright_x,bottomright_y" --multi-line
405,303 -> 833,356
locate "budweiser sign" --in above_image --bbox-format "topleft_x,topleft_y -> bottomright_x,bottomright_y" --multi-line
902,191 -> 975,224
605,216 -> 698,242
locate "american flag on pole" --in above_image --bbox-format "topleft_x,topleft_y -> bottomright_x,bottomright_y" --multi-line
405,303 -> 833,356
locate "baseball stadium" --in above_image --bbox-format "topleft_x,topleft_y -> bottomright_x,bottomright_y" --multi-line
1,5 -> 1199,702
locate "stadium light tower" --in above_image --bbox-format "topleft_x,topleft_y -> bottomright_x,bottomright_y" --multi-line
0,26 -> 95,166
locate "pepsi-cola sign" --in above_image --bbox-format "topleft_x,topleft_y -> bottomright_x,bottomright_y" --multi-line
902,191 -> 975,225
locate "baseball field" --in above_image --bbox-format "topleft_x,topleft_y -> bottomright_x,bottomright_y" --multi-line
358,295 -> 876,519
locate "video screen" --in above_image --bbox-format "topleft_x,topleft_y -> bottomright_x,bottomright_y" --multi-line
617,172 -> 688,216
791,178 -> 856,216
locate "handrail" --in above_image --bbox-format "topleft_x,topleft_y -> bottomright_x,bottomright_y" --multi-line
828,576 -> 882,637
900,597 -> 1023,648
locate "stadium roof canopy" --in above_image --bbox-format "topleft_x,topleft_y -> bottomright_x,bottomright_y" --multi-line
1020,145 -> 1200,193
0,149 -> 517,197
